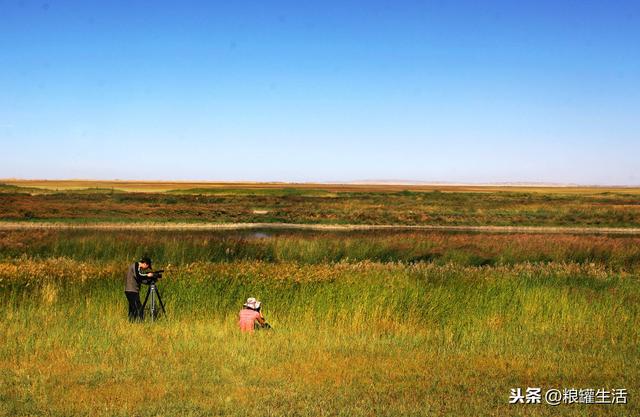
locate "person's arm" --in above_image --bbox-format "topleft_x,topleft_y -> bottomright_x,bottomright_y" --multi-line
134,263 -> 153,282
256,311 -> 266,325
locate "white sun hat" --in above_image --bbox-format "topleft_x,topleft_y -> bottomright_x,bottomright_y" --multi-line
244,297 -> 260,310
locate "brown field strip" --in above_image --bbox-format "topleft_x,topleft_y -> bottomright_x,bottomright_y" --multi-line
2,221 -> 640,235
3,179 -> 640,194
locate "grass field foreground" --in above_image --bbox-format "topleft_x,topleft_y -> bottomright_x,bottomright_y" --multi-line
1,231 -> 639,416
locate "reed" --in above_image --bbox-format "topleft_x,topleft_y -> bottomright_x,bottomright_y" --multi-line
2,229 -> 640,269
1,229 -> 639,416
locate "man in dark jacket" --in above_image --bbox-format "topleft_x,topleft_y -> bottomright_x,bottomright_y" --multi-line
125,256 -> 154,321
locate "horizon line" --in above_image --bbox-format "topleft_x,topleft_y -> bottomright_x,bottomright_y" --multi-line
1,178 -> 639,189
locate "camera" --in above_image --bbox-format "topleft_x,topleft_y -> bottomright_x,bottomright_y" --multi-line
142,269 -> 164,285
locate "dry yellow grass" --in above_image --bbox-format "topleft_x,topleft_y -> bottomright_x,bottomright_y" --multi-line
3,178 -> 640,194
2,225 -> 638,416
2,258 -> 637,416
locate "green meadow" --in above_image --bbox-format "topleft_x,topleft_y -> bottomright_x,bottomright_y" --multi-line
1,230 -> 638,416
2,183 -> 640,227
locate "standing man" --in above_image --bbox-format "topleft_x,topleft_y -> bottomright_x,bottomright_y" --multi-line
125,256 -> 154,321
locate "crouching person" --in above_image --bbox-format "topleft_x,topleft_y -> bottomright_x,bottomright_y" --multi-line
238,297 -> 270,332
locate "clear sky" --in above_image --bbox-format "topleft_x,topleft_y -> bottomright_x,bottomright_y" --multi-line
1,1 -> 638,185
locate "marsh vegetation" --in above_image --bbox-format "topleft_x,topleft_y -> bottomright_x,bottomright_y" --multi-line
1,229 -> 638,416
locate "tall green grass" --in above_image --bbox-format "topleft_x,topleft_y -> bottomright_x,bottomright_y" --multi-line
2,229 -> 640,269
1,231 -> 638,416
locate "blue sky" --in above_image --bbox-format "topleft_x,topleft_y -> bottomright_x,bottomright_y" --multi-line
1,0 -> 638,184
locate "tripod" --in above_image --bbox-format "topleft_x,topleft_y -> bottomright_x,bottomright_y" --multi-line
141,280 -> 166,321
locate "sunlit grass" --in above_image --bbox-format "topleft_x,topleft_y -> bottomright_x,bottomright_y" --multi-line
1,253 -> 638,416
3,229 -> 640,269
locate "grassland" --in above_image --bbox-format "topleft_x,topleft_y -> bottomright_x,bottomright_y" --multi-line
2,229 -> 640,268
1,230 -> 638,416
1,183 -> 638,415
2,181 -> 640,227
6,179 -> 640,194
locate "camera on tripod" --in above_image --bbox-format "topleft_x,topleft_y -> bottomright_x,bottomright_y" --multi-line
141,269 -> 164,285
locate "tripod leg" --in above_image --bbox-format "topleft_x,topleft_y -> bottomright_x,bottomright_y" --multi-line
151,288 -> 156,322
155,287 -> 167,315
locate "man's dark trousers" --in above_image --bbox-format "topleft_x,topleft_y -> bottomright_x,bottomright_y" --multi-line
125,291 -> 143,321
